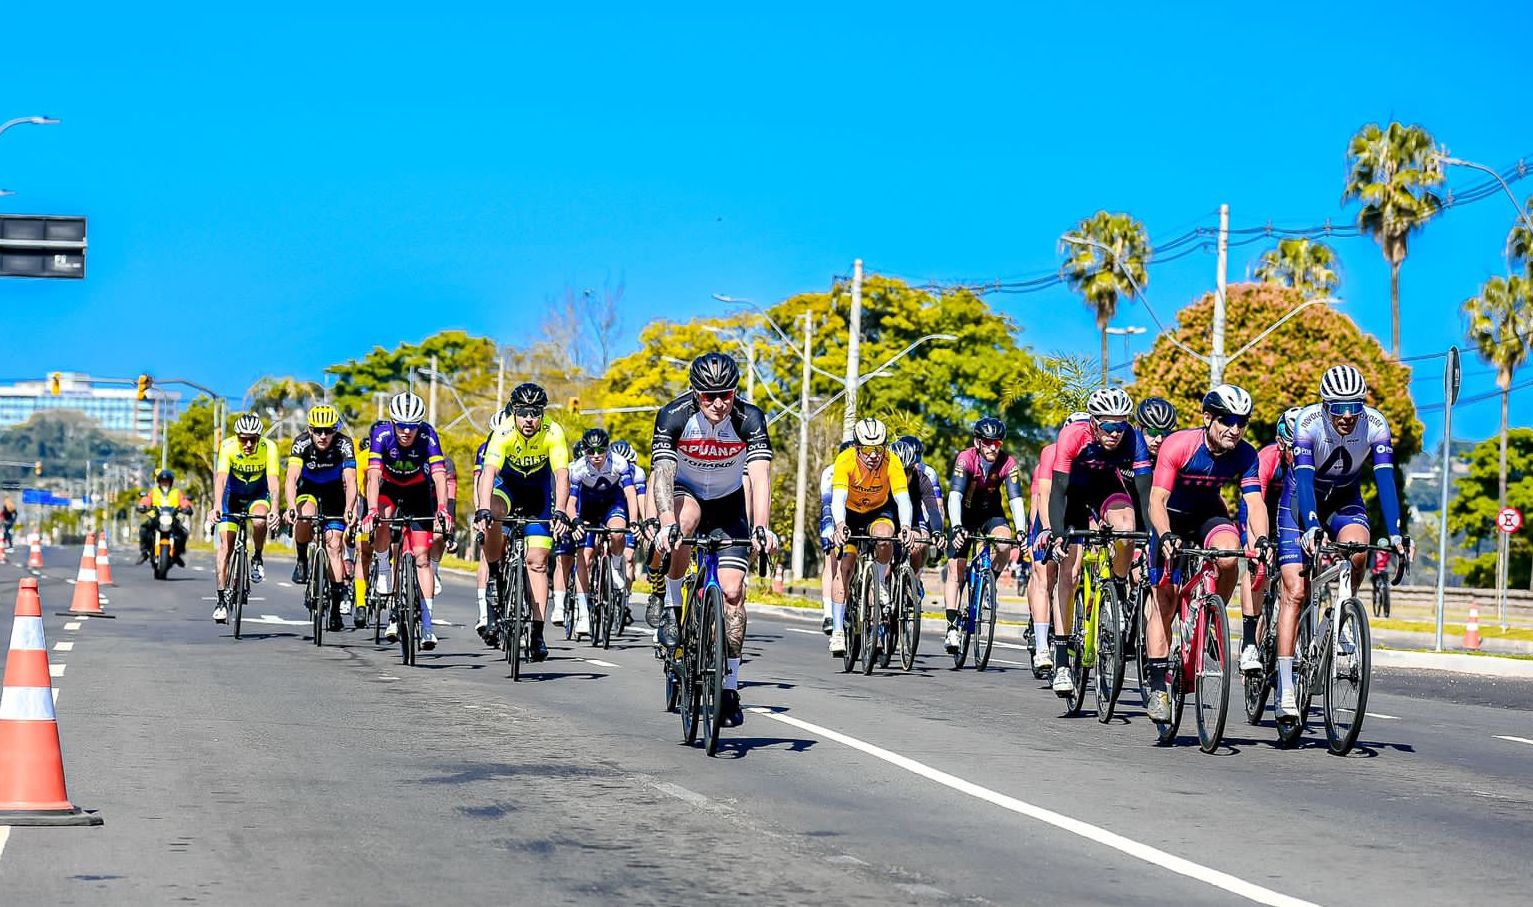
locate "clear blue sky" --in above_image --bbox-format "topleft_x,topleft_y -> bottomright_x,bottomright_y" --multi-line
4,2 -> 1530,452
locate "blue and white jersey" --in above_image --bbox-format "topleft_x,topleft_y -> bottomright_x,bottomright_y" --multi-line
569,452 -> 635,505
1291,403 -> 1401,535
818,464 -> 835,535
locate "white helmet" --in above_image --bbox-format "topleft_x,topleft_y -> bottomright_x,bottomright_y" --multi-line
389,392 -> 427,423
1201,384 -> 1254,417
852,417 -> 888,447
487,410 -> 508,434
1319,364 -> 1367,403
233,413 -> 264,436
1087,387 -> 1134,419
1062,411 -> 1091,428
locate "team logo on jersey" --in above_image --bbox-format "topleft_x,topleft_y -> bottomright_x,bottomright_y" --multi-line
678,438 -> 746,461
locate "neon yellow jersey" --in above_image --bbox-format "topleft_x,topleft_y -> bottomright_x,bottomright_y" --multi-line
832,445 -> 907,513
483,420 -> 569,481
216,437 -> 279,491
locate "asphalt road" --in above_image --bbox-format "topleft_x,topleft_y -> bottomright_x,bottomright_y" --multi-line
2,547 -> 1531,906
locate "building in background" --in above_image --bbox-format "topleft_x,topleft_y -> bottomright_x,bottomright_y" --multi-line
0,372 -> 180,441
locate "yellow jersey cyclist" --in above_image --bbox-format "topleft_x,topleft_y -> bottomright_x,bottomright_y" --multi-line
827,418 -> 914,656
282,405 -> 359,633
210,413 -> 281,623
472,382 -> 572,661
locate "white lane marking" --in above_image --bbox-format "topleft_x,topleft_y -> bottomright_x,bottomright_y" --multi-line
278,582 -> 293,588
750,708 -> 1319,907
579,658 -> 620,668
1494,735 -> 1533,747
50,664 -> 65,678
784,627 -> 823,635
0,825 -> 9,862
193,565 -> 206,571
990,658 -> 1033,667
651,780 -> 728,813
63,622 -> 82,630
201,596 -> 265,601
992,641 -> 1030,650
51,689 -> 58,705
53,642 -> 74,652
247,615 -> 310,626
1365,712 -> 1401,720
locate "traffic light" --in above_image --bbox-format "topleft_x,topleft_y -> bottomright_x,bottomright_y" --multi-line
48,372 -> 62,395
136,374 -> 154,400
33,461 -> 42,476
568,396 -> 580,414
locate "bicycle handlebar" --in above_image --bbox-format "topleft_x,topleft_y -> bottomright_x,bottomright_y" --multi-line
1317,541 -> 1412,586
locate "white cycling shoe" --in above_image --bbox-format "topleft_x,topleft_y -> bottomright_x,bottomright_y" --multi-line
829,630 -> 846,656
1051,666 -> 1076,694
1276,687 -> 1300,720
944,627 -> 962,653
420,632 -> 438,651
1239,645 -> 1263,673
385,621 -> 400,643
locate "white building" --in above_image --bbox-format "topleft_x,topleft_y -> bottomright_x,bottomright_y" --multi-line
0,372 -> 180,441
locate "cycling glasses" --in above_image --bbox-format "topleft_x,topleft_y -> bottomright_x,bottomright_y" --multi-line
237,434 -> 260,445
393,421 -> 422,432
856,445 -> 886,457
1141,427 -> 1174,439
511,405 -> 543,418
976,437 -> 1003,449
697,389 -> 735,405
310,427 -> 336,436
1326,401 -> 1365,418
1212,413 -> 1249,429
1096,420 -> 1131,434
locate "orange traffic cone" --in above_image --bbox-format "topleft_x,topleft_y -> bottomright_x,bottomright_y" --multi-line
0,577 -> 102,825
58,534 -> 115,619
772,564 -> 785,595
28,533 -> 44,571
95,533 -> 115,587
1464,600 -> 1482,651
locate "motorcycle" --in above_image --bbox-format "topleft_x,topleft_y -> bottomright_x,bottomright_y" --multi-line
147,506 -> 183,580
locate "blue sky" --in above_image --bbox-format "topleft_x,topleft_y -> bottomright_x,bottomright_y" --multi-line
3,2 -> 1530,452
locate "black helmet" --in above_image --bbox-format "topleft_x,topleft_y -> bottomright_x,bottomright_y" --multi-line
838,440 -> 855,452
508,382 -> 548,410
972,417 -> 1006,441
572,438 -> 587,459
157,469 -> 174,483
890,439 -> 920,469
1137,397 -> 1178,432
689,352 -> 740,394
896,434 -> 924,461
581,427 -> 610,452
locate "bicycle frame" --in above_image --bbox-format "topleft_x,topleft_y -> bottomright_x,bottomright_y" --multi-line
1168,553 -> 1224,694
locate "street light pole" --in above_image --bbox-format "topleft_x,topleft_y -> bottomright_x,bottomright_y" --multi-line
1104,325 -> 1146,376
1437,154 -> 1533,238
842,259 -> 864,442
0,116 -> 60,140
1212,203 -> 1230,385
791,313 -> 813,581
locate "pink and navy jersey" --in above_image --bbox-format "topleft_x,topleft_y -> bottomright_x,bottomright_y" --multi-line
366,421 -> 446,487
1030,443 -> 1056,502
1151,428 -> 1260,517
950,447 -> 1024,514
1051,422 -> 1152,487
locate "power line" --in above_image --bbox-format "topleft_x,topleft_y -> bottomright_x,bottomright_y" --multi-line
1417,378 -> 1533,413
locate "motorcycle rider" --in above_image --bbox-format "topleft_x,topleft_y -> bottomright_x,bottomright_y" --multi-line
138,469 -> 195,566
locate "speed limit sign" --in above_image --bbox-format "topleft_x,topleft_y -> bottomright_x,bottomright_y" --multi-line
1498,506 -> 1524,534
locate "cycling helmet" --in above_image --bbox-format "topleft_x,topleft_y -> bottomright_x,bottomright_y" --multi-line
1063,412 -> 1091,428
838,440 -> 855,452
890,439 -> 920,469
1201,384 -> 1254,417
1136,397 -> 1178,432
1319,364 -> 1368,403
853,417 -> 887,447
609,440 -> 635,461
895,434 -> 925,461
388,392 -> 426,424
972,417 -> 1007,441
234,413 -> 264,436
1276,406 -> 1304,442
581,427 -> 610,453
306,404 -> 340,429
689,351 -> 740,393
572,439 -> 588,459
157,469 -> 174,483
487,409 -> 508,434
1087,387 -> 1134,419
508,382 -> 549,410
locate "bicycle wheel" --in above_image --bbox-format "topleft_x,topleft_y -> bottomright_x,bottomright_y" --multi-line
898,567 -> 920,672
507,559 -> 525,680
593,554 -> 611,649
700,586 -> 727,756
1192,595 -> 1231,754
842,572 -> 862,674
1379,582 -> 1390,620
974,570 -> 998,671
1063,584 -> 1089,715
679,594 -> 701,745
399,557 -> 417,667
563,583 -> 576,641
1096,580 -> 1124,723
310,549 -> 327,647
860,564 -> 879,676
953,573 -> 977,670
1323,598 -> 1371,756
877,577 -> 895,671
370,558 -> 384,644
231,544 -> 247,641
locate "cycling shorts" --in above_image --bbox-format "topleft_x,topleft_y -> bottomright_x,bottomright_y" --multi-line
1061,482 -> 1135,537
295,479 -> 347,532
220,487 -> 271,531
675,485 -> 752,574
377,480 -> 437,552
949,511 -> 1011,559
1149,509 -> 1239,585
491,474 -> 555,552
577,495 -> 629,550
1276,488 -> 1368,568
838,499 -> 900,556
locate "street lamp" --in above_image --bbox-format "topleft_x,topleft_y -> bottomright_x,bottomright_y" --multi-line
0,116 -> 60,140
1105,325 -> 1146,375
700,323 -> 756,402
1435,153 -> 1533,238
0,189 -> 14,198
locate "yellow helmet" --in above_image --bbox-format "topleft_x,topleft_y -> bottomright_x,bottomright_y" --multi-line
306,404 -> 340,430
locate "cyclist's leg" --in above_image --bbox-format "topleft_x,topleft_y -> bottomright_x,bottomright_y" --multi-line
819,522 -> 838,626
249,499 -> 271,560
1329,496 -> 1371,596
1201,518 -> 1242,600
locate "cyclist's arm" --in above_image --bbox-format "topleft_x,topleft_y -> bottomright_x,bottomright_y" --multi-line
947,468 -> 968,530
1131,470 -> 1153,529
1148,486 -> 1172,539
553,466 -> 571,515
265,443 -> 281,512
1047,471 -> 1069,535
622,482 -> 639,526
430,464 -> 450,519
746,456 -> 771,533
283,458 -> 301,515
565,475 -> 582,519
920,472 -> 944,533
1242,490 -> 1269,545
1292,434 -> 1320,532
893,488 -> 913,528
342,466 -> 358,518
1368,422 -> 1403,537
211,442 -> 230,515
365,466 -> 381,513
650,460 -> 676,523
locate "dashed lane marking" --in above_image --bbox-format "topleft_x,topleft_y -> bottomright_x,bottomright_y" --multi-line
0,826 -> 9,862
578,658 -> 620,668
750,708 -> 1319,907
1365,712 -> 1401,720
50,664 -> 65,678
53,641 -> 74,652
784,627 -> 823,635
1494,735 -> 1533,747
63,622 -> 82,630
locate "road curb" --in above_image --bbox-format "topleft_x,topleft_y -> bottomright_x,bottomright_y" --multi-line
1374,648 -> 1533,678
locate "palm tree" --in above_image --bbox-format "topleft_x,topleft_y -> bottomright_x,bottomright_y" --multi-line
246,376 -> 323,431
1061,211 -> 1151,384
1254,238 -> 1340,299
1508,197 -> 1533,277
1464,274 -> 1533,520
1342,122 -> 1444,359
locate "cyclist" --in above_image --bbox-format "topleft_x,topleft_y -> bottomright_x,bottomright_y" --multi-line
944,417 -> 1028,655
1039,388 -> 1153,694
2,496 -> 18,550
472,383 -> 571,661
610,439 -> 648,587
471,409 -> 508,644
361,392 -> 454,651
1145,384 -> 1267,722
652,352 -> 775,730
210,414 -> 281,623
550,437 -> 587,631
1027,412 -> 1088,673
1237,406 -> 1301,673
815,445 -> 852,634
890,437 -> 942,596
1136,397 -> 1178,463
137,469 -> 194,566
1274,365 -> 1407,720
567,427 -> 640,639
282,404 -> 358,633
827,418 -> 914,656
428,453 -> 459,597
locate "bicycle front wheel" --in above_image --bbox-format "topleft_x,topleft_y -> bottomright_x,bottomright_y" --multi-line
1323,598 -> 1371,755
860,564 -> 879,676
399,557 -> 417,666
1379,582 -> 1390,620
1065,586 -> 1089,716
679,596 -> 701,745
1095,580 -> 1124,723
700,587 -> 727,755
231,548 -> 247,641
842,571 -> 863,674
974,570 -> 998,671
1192,595 -> 1231,753
898,567 -> 920,672
310,550 -> 327,647
507,561 -> 525,680
591,559 -> 609,649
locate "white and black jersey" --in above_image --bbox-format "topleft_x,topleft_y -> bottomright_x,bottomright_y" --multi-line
650,394 -> 773,500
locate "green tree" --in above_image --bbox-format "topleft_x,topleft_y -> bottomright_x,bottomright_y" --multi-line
146,396 -> 220,502
324,330 -> 498,424
1509,198 -> 1533,277
1463,274 -> 1533,518
1342,121 -> 1444,358
1447,429 -> 1533,588
1060,211 -> 1151,384
1253,238 -> 1340,299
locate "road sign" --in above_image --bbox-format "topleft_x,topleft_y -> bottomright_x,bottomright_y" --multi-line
0,214 -> 87,279
1497,506 -> 1524,534
1445,346 -> 1461,405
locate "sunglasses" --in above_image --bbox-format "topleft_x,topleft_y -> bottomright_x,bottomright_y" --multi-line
238,435 -> 260,446
1326,402 -> 1365,418
1213,414 -> 1250,429
310,427 -> 336,436
511,406 -> 543,418
976,438 -> 1002,448
1142,427 -> 1173,439
1096,420 -> 1131,434
393,422 -> 421,432
697,390 -> 735,404
856,445 -> 886,457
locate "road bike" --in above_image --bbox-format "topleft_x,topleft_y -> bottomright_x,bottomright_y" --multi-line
949,532 -> 1011,670
219,511 -> 257,641
1279,540 -> 1406,754
1146,544 -> 1243,753
1370,569 -> 1391,619
1060,527 -> 1149,720
577,524 -> 629,649
836,534 -> 911,675
291,513 -> 346,647
482,517 -> 555,681
892,539 -> 922,672
1244,545 -> 1285,726
374,514 -> 444,667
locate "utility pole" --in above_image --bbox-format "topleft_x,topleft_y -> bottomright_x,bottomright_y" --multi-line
744,335 -> 756,403
791,313 -> 813,581
1211,203 -> 1229,386
1434,346 -> 1460,650
841,259 -> 864,442
496,355 -> 506,406
428,355 -> 439,425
